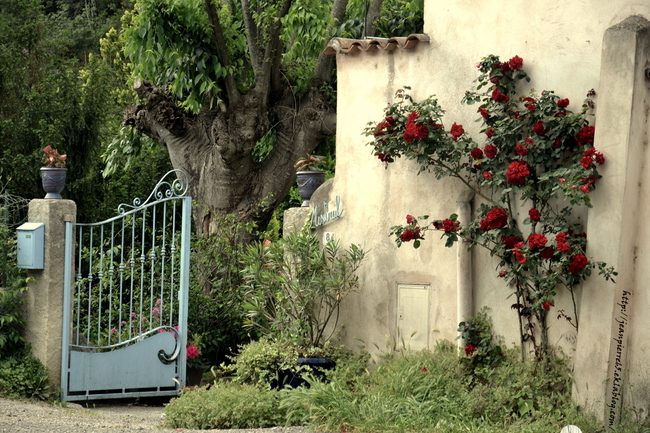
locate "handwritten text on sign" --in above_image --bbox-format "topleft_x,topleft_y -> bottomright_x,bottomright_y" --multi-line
607,290 -> 631,426
312,196 -> 343,227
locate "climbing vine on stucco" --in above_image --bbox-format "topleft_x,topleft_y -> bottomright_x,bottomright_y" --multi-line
365,54 -> 617,357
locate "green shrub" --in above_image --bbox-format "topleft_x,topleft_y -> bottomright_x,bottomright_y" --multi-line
281,344 -> 606,433
457,307 -> 505,373
189,213 -> 258,366
227,336 -> 358,389
164,382 -> 292,429
0,355 -> 52,400
240,229 -> 365,347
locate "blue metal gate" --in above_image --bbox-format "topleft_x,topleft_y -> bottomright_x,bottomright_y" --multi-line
61,170 -> 192,401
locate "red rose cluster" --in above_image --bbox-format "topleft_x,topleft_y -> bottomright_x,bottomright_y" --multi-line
433,218 -> 460,232
506,161 -> 530,185
528,233 -> 548,250
401,228 -> 421,242
403,112 -> 428,143
450,123 -> 464,142
373,115 -> 396,137
528,208 -> 541,222
480,207 -> 508,231
569,254 -> 588,275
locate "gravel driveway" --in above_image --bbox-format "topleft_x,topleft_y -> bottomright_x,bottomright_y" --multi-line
0,397 -> 310,433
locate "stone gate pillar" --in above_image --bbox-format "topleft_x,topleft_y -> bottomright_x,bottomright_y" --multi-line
573,15 -> 650,426
24,199 -> 76,389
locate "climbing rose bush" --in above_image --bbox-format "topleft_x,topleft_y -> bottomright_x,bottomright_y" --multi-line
365,54 -> 617,354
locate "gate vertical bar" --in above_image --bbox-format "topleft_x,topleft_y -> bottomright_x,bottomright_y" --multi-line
60,220 -> 74,400
177,196 -> 192,387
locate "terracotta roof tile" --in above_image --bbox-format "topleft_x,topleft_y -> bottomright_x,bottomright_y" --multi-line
323,34 -> 429,55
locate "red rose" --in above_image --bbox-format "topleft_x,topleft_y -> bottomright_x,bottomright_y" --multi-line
528,233 -> 548,250
376,152 -> 392,162
557,243 -> 570,252
499,270 -> 507,278
541,247 -> 555,259
501,235 -> 521,249
484,144 -> 497,158
483,171 -> 492,180
441,218 -> 460,232
569,254 -> 588,275
491,88 -> 510,103
470,148 -> 483,159
557,98 -> 570,108
554,138 -> 562,148
401,228 -> 420,242
542,301 -> 554,311
525,137 -> 535,146
465,344 -> 477,356
479,107 -> 490,119
506,161 -> 530,186
385,116 -> 396,125
533,121 -> 547,135
406,215 -> 414,225
515,144 -> 529,156
525,103 -> 536,111
576,126 -> 595,146
403,118 -> 429,143
513,242 -> 527,264
485,128 -> 495,138
582,147 -> 605,168
508,55 -> 523,70
374,121 -> 390,136
480,207 -> 508,231
450,123 -> 465,141
580,185 -> 591,194
528,208 -> 541,222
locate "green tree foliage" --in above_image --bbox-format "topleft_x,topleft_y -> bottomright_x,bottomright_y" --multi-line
0,0 -> 173,222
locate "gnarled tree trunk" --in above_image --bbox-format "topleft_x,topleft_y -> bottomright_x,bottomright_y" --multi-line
123,0 -> 346,235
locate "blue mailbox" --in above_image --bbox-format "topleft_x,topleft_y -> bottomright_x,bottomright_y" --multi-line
17,222 -> 45,269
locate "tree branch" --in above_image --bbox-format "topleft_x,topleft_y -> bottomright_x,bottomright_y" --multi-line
261,0 -> 294,94
204,0 -> 240,105
365,0 -> 384,37
315,0 -> 349,83
240,0 -> 262,73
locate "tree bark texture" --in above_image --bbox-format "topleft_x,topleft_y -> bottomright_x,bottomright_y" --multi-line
123,0 -> 344,235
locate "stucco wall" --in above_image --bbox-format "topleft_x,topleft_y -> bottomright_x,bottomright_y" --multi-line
311,0 -> 650,424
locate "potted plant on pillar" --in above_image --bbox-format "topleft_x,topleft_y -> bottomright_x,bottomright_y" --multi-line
40,146 -> 67,199
294,154 -> 326,207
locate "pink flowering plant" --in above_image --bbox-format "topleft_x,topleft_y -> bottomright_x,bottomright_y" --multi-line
41,145 -> 67,167
365,55 -> 617,355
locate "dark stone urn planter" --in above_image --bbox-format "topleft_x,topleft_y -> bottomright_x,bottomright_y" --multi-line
40,167 -> 68,199
296,170 -> 325,207
186,366 -> 205,387
273,357 -> 335,389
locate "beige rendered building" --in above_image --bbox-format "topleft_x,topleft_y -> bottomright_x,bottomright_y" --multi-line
305,0 -> 650,425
